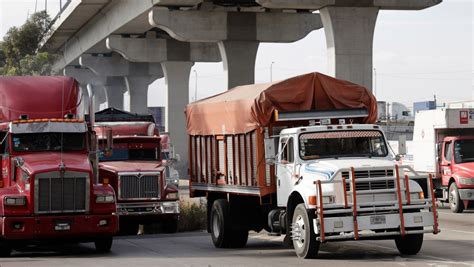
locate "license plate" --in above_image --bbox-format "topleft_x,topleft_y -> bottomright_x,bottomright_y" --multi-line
370,215 -> 386,225
54,223 -> 71,231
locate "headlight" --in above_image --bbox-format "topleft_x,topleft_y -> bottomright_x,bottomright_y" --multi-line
322,195 -> 335,204
4,196 -> 27,206
459,178 -> 474,185
95,194 -> 115,203
166,192 -> 179,199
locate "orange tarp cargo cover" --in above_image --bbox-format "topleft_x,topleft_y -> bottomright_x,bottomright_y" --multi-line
185,72 -> 377,136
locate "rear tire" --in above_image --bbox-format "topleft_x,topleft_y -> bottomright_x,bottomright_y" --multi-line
395,233 -> 424,255
210,199 -> 233,248
291,203 -> 320,259
230,229 -> 248,248
449,183 -> 464,213
95,236 -> 113,253
0,241 -> 12,257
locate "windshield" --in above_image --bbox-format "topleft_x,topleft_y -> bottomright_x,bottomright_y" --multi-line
454,139 -> 474,164
100,148 -> 158,161
12,133 -> 85,152
299,130 -> 388,160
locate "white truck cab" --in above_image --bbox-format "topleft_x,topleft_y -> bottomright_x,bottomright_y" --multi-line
267,123 -> 439,258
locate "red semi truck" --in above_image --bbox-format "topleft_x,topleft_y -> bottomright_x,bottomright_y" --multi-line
413,108 -> 474,213
0,76 -> 118,257
93,108 -> 180,234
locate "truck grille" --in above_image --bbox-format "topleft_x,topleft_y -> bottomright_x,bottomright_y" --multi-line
343,169 -> 394,191
119,173 -> 160,200
35,172 -> 89,214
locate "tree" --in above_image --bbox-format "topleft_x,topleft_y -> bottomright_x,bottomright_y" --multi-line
0,11 -> 55,76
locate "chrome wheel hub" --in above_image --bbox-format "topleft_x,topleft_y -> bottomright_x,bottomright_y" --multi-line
291,215 -> 306,248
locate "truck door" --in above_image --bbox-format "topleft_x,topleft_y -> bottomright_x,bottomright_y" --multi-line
0,131 -> 9,187
440,140 -> 453,187
277,137 -> 295,207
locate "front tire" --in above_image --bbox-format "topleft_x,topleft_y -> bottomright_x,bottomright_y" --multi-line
449,183 -> 464,213
95,236 -> 113,253
291,203 -> 320,259
0,241 -> 12,257
162,218 -> 179,233
395,233 -> 424,255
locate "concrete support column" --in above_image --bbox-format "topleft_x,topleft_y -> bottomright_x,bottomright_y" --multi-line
104,85 -> 125,110
320,7 -> 379,90
104,77 -> 127,110
87,84 -> 107,112
218,41 -> 259,88
124,76 -> 155,114
161,61 -> 194,178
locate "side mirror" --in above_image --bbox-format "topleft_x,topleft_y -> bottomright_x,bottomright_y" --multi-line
395,154 -> 401,161
104,128 -> 113,157
264,138 -> 276,165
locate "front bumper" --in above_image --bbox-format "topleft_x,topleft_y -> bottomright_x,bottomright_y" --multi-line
117,201 -> 180,217
314,210 -> 436,241
0,214 -> 118,241
459,189 -> 474,200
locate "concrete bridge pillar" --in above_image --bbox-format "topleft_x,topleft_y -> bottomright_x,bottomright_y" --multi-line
104,77 -> 127,110
320,7 -> 378,90
63,66 -> 108,112
254,0 -> 442,90
161,61 -> 194,176
79,54 -> 163,112
219,41 -> 259,88
150,9 -> 322,88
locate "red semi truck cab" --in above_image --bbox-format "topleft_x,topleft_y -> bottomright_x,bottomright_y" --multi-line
0,76 -> 118,257
93,108 -> 179,234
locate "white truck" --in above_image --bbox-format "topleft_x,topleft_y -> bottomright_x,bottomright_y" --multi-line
186,73 -> 439,258
413,108 -> 474,212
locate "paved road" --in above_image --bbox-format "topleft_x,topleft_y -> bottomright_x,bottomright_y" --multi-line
1,207 -> 473,267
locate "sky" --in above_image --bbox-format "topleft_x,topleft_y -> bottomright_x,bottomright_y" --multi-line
1,0 -> 473,112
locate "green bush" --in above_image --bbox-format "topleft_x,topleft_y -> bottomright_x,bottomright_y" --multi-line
178,200 -> 207,232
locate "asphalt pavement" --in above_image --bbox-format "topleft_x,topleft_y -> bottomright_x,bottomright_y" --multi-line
1,206 -> 473,267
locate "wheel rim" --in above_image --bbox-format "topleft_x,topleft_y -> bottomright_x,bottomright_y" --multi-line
292,214 -> 306,249
212,211 -> 220,237
449,186 -> 457,208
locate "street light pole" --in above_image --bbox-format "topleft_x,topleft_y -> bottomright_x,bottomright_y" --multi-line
193,70 -> 198,102
270,61 -> 275,82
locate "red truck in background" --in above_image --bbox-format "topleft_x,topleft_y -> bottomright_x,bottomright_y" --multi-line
92,108 -> 180,234
0,76 -> 118,257
413,108 -> 474,213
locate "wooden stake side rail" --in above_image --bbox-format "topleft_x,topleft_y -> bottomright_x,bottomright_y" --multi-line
188,130 -> 276,196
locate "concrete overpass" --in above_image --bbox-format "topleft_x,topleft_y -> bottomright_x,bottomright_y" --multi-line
41,0 -> 442,178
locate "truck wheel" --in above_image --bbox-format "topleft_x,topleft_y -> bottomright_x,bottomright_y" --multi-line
210,199 -> 233,248
119,222 -> 139,235
0,242 -> 12,257
95,236 -> 113,253
162,218 -> 179,233
291,203 -> 320,259
395,233 -> 424,255
449,183 -> 464,213
230,229 -> 248,248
